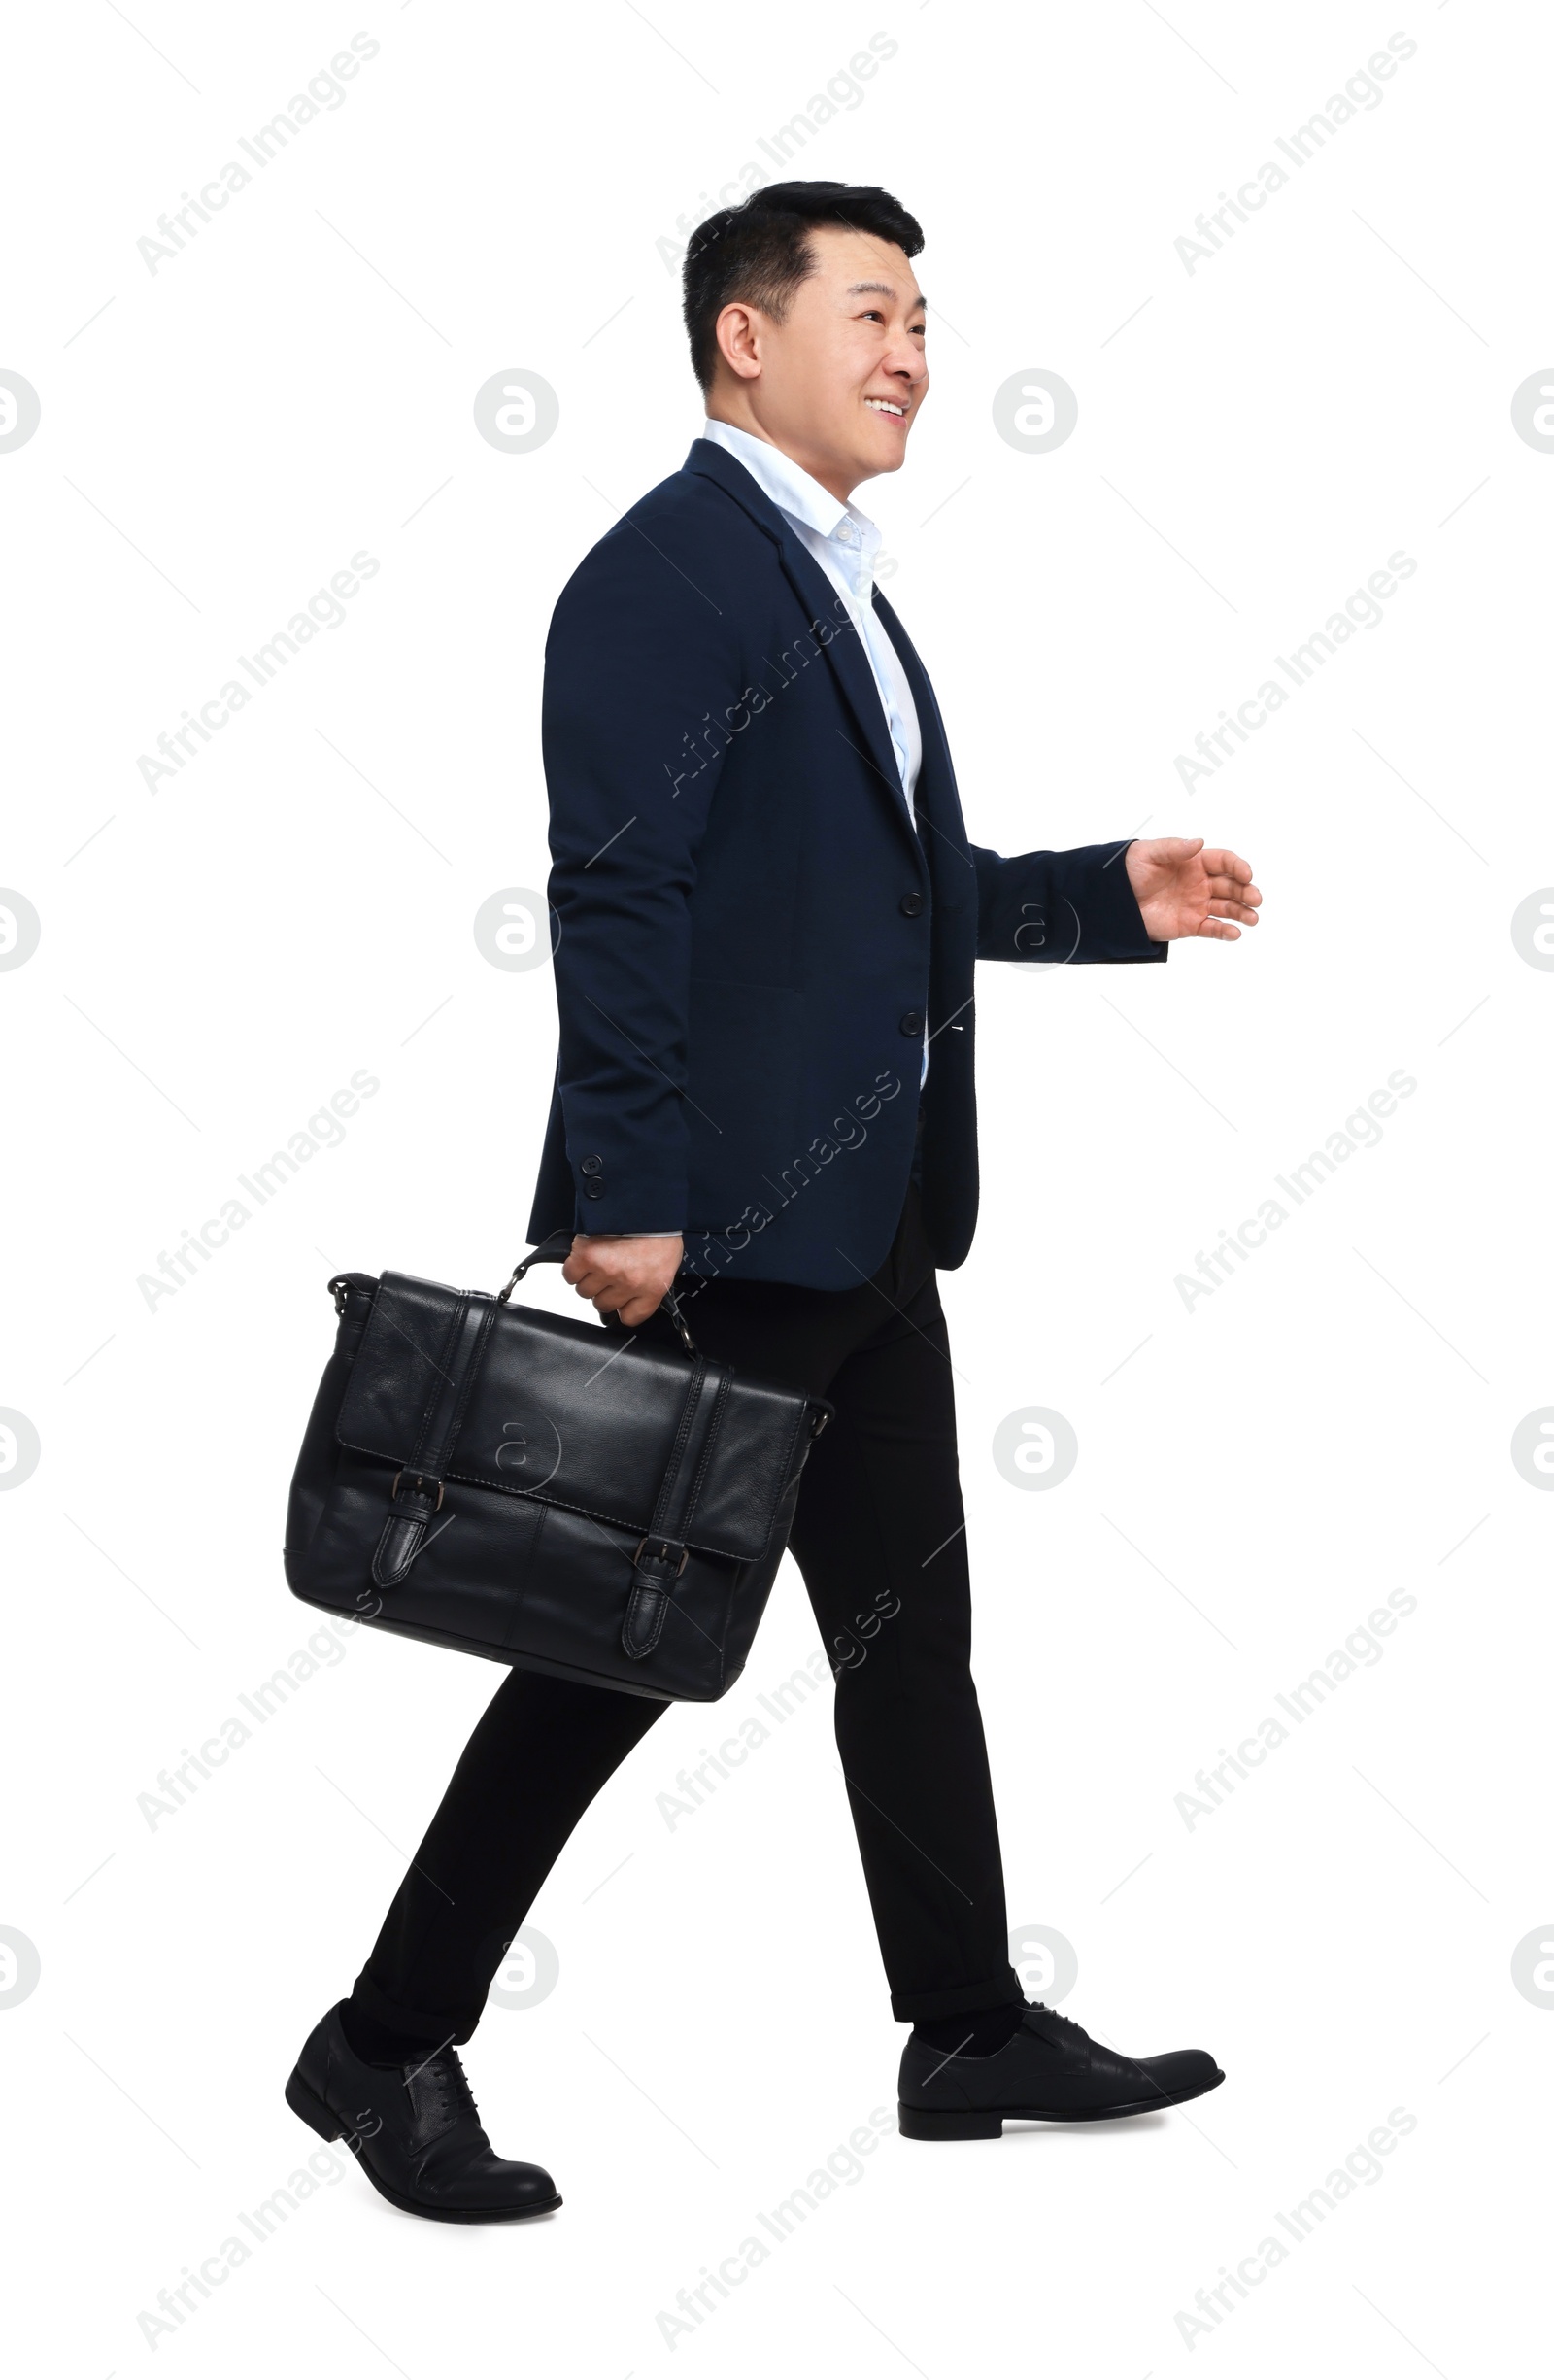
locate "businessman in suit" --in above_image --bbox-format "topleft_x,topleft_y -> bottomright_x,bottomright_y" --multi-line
290,181 -> 1260,2218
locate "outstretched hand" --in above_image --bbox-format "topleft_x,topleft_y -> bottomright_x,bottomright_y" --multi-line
1124,836 -> 1262,943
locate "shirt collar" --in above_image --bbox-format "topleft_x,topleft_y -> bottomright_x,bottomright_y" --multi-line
701,417 -> 880,559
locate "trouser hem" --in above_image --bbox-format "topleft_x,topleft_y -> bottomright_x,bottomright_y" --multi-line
891,1965 -> 1026,2023
348,1965 -> 478,2048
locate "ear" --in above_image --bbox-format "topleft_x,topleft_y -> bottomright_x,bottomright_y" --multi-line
714,299 -> 763,382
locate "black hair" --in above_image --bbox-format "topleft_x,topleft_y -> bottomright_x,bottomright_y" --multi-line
682,180 -> 925,393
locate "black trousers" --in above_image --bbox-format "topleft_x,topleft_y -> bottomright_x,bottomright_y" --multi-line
349,1177 -> 1025,2038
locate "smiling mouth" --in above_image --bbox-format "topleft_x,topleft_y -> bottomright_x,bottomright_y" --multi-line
864,397 -> 908,420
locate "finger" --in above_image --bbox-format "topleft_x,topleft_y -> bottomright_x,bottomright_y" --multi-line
1206,899 -> 1259,924
569,1265 -> 620,1303
1206,873 -> 1260,905
1198,917 -> 1241,940
563,1247 -> 618,1288
613,1291 -> 659,1327
1200,848 -> 1251,882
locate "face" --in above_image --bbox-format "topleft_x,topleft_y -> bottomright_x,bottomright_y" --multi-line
710,226 -> 929,500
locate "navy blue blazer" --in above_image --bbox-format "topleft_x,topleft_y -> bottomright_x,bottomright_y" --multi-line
526,438 -> 1166,1289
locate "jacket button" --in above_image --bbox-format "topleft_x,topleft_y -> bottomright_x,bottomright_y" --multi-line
580,1155 -> 604,1176
899,892 -> 925,917
582,1180 -> 606,1200
899,1010 -> 924,1037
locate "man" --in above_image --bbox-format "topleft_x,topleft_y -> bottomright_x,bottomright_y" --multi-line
288,182 -> 1260,2217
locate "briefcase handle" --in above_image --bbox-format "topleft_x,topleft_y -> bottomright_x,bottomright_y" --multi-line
496,1229 -> 699,1357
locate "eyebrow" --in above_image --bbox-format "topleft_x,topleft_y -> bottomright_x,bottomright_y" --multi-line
846,281 -> 928,314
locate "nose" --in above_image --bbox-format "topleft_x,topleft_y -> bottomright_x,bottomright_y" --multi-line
883,333 -> 927,388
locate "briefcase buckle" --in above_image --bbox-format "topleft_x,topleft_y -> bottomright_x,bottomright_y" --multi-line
634,1535 -> 688,1577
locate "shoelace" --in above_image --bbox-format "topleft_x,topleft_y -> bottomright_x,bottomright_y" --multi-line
415,2050 -> 480,2126
1027,2001 -> 1088,2040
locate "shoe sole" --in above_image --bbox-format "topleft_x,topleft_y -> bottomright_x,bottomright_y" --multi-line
898,2065 -> 1225,2139
285,2066 -> 562,2223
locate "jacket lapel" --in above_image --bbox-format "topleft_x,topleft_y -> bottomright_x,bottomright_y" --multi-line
870,585 -> 976,911
684,441 -> 918,847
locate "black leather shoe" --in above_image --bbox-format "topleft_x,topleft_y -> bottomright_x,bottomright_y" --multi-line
898,2001 -> 1224,2139
286,2002 -> 560,2222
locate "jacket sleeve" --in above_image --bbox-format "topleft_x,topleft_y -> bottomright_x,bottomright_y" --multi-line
969,836 -> 1167,968
540,514 -> 744,1235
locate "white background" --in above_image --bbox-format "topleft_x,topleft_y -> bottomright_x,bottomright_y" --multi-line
3,2 -> 1549,2371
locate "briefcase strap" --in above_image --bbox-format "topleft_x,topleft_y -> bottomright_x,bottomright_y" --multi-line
371,1290 -> 497,1590
622,1353 -> 729,1662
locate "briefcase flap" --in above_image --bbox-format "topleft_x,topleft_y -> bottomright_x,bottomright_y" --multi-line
333,1272 -> 811,1564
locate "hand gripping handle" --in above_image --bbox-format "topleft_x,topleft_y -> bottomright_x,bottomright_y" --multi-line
495,1230 -> 697,1355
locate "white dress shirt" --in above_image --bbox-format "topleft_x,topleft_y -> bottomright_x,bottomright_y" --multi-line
700,417 -> 923,805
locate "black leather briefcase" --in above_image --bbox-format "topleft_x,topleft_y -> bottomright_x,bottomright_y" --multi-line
283,1237 -> 832,1702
